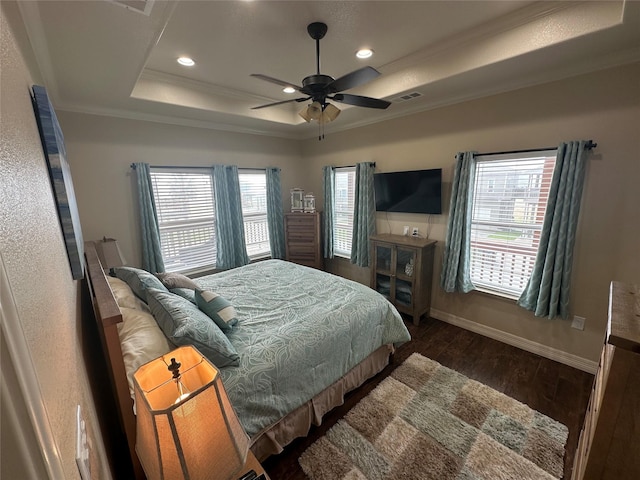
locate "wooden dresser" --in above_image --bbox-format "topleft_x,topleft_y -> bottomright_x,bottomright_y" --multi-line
572,282 -> 640,479
370,234 -> 436,325
284,212 -> 322,270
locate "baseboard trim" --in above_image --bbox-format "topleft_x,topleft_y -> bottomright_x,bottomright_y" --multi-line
430,308 -> 598,374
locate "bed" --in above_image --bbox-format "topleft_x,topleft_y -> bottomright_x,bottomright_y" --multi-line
84,241 -> 410,479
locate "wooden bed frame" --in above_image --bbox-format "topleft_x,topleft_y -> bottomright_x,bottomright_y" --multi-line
84,241 -> 144,479
84,241 -> 393,479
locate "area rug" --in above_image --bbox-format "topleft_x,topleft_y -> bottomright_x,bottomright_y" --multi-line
299,353 -> 568,480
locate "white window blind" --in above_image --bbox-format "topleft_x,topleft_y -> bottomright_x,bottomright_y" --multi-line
469,150 -> 556,298
334,167 -> 356,257
150,168 -> 217,273
238,170 -> 270,259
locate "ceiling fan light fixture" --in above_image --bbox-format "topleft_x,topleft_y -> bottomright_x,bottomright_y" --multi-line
282,86 -> 296,94
299,102 -> 341,124
320,103 -> 341,124
356,48 -> 374,59
298,107 -> 312,123
307,101 -> 323,120
177,56 -> 195,66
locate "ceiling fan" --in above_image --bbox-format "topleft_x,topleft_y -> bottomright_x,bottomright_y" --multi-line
250,22 -> 391,127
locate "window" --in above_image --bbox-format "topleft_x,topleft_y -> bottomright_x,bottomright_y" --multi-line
238,170 -> 270,259
333,167 -> 356,257
469,150 -> 556,298
150,168 -> 217,273
150,167 -> 270,273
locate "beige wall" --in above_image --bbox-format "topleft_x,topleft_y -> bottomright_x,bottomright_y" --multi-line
302,62 -> 640,364
0,3 -> 111,479
62,64 -> 640,367
4,0 -> 637,475
59,112 -> 304,268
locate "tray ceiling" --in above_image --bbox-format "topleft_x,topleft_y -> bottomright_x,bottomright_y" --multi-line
18,0 -> 640,139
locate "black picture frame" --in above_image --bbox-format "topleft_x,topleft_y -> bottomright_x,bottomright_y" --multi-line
32,85 -> 84,280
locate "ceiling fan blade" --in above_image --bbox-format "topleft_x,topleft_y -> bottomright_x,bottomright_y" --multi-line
251,97 -> 309,110
328,66 -> 380,93
251,74 -> 303,91
332,93 -> 391,109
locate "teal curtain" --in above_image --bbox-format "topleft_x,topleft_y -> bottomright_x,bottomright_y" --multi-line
518,141 -> 589,319
440,152 -> 476,293
266,167 -> 285,259
322,166 -> 335,259
350,162 -> 376,267
212,165 -> 249,269
133,163 -> 165,273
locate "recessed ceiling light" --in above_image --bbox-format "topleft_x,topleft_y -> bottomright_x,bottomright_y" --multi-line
283,86 -> 296,94
177,57 -> 195,66
356,49 -> 373,59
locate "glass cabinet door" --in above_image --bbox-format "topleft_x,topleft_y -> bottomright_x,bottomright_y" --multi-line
374,244 -> 393,299
394,247 -> 416,306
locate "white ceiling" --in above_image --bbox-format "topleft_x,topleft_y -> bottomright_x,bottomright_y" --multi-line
18,0 -> 640,139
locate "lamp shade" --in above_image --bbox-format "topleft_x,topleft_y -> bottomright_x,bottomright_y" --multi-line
133,346 -> 249,480
96,237 -> 126,269
320,103 -> 341,124
307,101 -> 322,120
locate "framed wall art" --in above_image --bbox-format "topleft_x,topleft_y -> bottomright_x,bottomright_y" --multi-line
32,85 -> 84,280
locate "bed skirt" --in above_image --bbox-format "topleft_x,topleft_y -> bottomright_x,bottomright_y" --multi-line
249,344 -> 393,460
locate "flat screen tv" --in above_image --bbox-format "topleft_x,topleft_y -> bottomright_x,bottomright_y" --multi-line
374,168 -> 442,214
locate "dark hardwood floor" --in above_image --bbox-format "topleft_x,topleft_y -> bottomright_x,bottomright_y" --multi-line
263,316 -> 594,480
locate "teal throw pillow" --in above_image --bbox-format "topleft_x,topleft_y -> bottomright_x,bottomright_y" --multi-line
112,266 -> 167,301
170,287 -> 196,304
195,289 -> 238,333
146,288 -> 239,367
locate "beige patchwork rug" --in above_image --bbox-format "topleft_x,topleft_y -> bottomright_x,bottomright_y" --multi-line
299,353 -> 568,480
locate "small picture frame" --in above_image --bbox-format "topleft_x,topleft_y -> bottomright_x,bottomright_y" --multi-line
291,188 -> 304,212
303,193 -> 316,213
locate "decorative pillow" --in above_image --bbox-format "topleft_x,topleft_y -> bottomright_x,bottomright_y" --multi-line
195,289 -> 238,333
112,266 -> 168,301
146,288 -> 239,367
155,272 -> 198,290
170,288 -> 196,304
117,307 -> 173,405
106,276 -> 149,312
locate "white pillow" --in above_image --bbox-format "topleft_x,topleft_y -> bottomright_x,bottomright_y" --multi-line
118,307 -> 173,411
107,276 -> 149,312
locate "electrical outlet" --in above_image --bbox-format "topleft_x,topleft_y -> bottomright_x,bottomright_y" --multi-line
76,405 -> 91,480
571,315 -> 586,331
411,227 -> 419,237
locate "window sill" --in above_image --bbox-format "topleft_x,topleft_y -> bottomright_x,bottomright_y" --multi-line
171,255 -> 273,278
249,254 -> 272,262
472,286 -> 521,302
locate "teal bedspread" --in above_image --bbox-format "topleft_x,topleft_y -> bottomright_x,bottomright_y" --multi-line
194,260 -> 410,438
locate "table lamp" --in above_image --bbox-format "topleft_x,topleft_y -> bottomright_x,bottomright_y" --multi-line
133,346 -> 250,480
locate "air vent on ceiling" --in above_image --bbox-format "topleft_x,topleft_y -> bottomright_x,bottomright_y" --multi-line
109,0 -> 154,16
392,92 -> 423,103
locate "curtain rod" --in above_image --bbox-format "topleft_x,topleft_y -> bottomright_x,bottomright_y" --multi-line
333,162 -> 376,169
130,164 -> 267,171
457,140 -> 597,159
